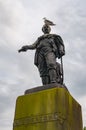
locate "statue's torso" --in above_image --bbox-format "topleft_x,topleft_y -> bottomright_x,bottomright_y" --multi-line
37,37 -> 54,53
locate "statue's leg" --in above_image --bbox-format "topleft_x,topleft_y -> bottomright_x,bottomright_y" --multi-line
45,52 -> 57,83
41,76 -> 50,85
48,68 -> 57,83
37,53 -> 50,85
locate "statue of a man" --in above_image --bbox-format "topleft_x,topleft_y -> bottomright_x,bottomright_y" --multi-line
18,24 -> 65,85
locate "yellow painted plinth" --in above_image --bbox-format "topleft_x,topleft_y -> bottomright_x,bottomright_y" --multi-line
13,87 -> 83,130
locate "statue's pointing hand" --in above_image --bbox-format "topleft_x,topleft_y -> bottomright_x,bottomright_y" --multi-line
18,45 -> 29,53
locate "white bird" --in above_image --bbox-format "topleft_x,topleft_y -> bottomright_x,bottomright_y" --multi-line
43,17 -> 56,26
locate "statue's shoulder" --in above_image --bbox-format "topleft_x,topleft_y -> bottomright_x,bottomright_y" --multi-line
51,34 -> 61,38
52,34 -> 63,43
37,35 -> 45,40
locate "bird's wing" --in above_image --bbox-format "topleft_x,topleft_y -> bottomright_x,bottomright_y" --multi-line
44,19 -> 56,25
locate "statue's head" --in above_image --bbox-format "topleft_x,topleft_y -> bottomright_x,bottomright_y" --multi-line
42,24 -> 51,34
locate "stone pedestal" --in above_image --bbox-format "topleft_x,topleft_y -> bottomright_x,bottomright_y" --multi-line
13,85 -> 83,130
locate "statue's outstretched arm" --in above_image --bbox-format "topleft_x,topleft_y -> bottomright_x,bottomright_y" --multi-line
18,39 -> 38,53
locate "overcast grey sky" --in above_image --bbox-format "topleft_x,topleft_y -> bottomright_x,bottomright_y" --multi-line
0,0 -> 86,129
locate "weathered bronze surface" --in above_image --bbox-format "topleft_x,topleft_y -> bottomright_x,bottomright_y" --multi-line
18,24 -> 65,85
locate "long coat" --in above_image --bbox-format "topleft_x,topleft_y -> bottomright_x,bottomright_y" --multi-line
34,34 -> 65,66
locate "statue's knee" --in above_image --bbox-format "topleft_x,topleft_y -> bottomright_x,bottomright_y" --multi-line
47,63 -> 56,70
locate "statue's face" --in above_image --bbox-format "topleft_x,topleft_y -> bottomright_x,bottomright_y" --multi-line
43,27 -> 50,34
42,25 -> 51,34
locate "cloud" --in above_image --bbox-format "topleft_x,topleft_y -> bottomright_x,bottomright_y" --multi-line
0,0 -> 86,129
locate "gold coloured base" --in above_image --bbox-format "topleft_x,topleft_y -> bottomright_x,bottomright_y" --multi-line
13,86 -> 83,130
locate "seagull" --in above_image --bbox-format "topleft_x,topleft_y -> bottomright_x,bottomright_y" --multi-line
43,17 -> 56,26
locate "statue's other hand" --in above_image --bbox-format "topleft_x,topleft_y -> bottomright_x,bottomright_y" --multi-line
18,45 -> 29,53
58,49 -> 65,58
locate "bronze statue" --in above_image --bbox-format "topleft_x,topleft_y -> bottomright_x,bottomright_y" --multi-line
18,22 -> 65,85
